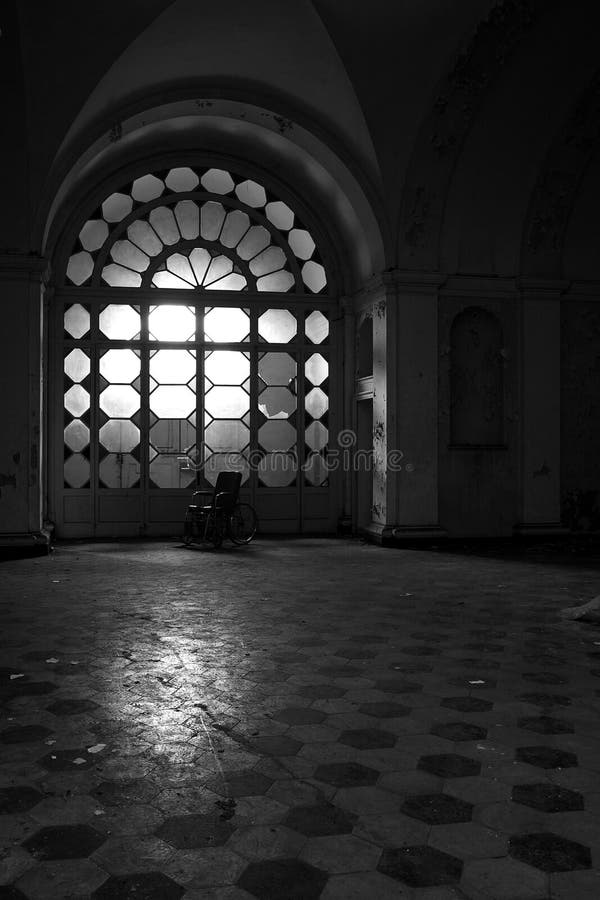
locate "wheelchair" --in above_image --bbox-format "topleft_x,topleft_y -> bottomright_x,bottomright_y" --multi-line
183,471 -> 258,548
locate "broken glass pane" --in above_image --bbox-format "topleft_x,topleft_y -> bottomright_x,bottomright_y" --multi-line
259,353 -> 296,386
259,387 -> 296,419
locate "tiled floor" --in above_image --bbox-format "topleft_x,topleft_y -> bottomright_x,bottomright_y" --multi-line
1,538 -> 600,899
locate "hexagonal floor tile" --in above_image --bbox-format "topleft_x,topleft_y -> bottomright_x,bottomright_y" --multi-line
511,783 -> 584,812
509,832 -> 592,872
522,672 -> 568,685
93,872 -> 184,899
0,786 -> 44,813
440,697 -> 493,712
273,708 -> 326,726
91,779 -> 159,806
47,698 -> 99,715
249,735 -> 302,756
23,824 -> 106,860
515,746 -> 578,769
517,693 -> 571,707
205,770 -> 273,797
284,803 -> 357,836
38,748 -> 96,770
297,685 -> 345,700
156,813 -> 235,849
377,845 -> 462,887
375,679 -> 422,693
418,754 -> 481,778
358,702 -> 410,718
1,681 -> 57,698
431,722 -> 487,741
401,794 -> 473,825
0,724 -> 53,743
517,716 -> 574,734
314,762 -> 379,788
338,729 -> 396,750
237,858 -> 328,899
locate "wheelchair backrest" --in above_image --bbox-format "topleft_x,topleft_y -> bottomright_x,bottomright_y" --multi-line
213,471 -> 242,510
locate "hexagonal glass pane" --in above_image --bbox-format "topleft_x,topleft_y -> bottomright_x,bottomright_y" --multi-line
205,351 -> 249,386
305,353 -> 328,386
166,253 -> 196,286
258,452 -> 297,487
249,246 -> 287,277
166,167 -> 199,192
64,304 -> 90,339
64,454 -> 89,488
150,419 -> 196,453
99,349 -> 140,384
204,308 -> 249,342
288,228 -> 315,260
205,386 -> 249,419
204,452 -> 249,486
64,420 -> 89,452
302,261 -> 327,293
66,252 -> 93,286
127,220 -> 162,257
305,387 -> 328,420
110,240 -> 149,272
102,192 -> 133,223
150,349 -> 196,385
235,179 -> 267,208
99,420 -> 140,453
305,421 -> 328,452
100,385 -> 140,418
265,201 -> 294,231
149,206 -> 180,245
201,201 -> 227,241
150,385 -> 195,419
101,264 -> 142,288
131,174 -> 164,202
256,271 -> 296,293
64,349 -> 90,383
305,311 -> 329,344
174,201 -> 200,241
258,309 -> 296,343
237,226 -> 270,260
64,385 -> 90,417
259,352 -> 296,387
259,420 -> 296,452
149,305 -> 195,341
99,453 -> 139,488
259,386 -> 296,419
149,457 -> 195,489
201,168 -> 235,195
220,209 -> 250,248
79,219 -> 109,252
204,420 -> 249,453
99,306 -> 141,340
305,453 -> 329,486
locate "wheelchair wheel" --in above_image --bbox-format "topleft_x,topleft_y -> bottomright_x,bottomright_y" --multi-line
228,503 -> 258,545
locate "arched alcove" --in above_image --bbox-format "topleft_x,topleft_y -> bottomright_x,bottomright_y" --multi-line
450,307 -> 504,447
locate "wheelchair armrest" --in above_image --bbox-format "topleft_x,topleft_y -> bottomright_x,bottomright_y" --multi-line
192,490 -> 212,499
214,490 -> 236,508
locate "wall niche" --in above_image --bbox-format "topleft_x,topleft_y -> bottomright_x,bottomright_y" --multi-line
450,306 -> 504,447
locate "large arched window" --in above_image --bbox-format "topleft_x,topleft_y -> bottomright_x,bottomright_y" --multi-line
64,166 -> 327,294
53,163 -> 337,537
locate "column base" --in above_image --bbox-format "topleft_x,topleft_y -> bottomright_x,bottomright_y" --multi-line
0,528 -> 52,554
362,523 -> 447,545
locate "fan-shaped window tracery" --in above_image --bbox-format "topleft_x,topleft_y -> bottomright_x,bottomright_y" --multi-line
65,166 -> 328,294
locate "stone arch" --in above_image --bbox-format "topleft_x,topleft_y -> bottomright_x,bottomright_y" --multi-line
397,0 -> 544,270
520,68 -> 600,277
